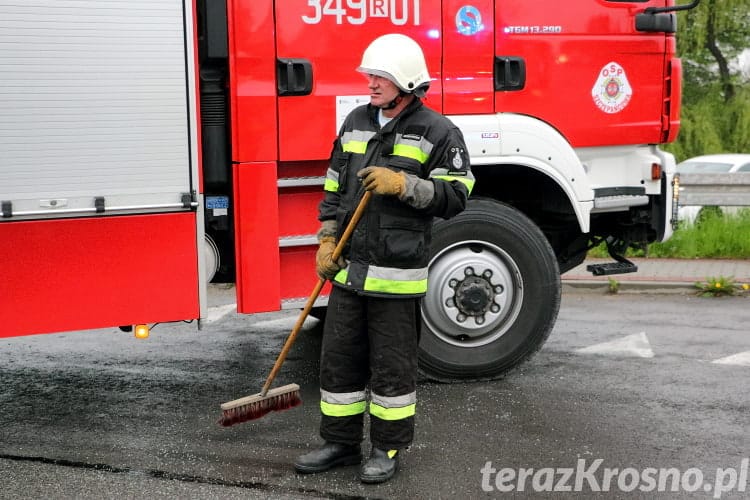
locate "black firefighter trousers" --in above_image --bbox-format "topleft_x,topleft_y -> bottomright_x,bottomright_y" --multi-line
319,285 -> 420,451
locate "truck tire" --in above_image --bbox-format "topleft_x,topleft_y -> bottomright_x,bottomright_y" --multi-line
419,198 -> 561,381
204,233 -> 220,283
205,230 -> 235,283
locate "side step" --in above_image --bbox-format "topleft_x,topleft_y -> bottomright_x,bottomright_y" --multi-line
587,258 -> 638,276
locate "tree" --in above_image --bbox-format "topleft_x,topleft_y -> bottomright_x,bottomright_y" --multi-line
666,0 -> 750,160
678,0 -> 750,102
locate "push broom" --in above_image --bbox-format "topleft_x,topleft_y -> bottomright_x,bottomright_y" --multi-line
219,191 -> 372,426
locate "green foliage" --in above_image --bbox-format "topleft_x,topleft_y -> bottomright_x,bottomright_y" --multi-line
723,87 -> 750,153
651,209 -> 750,258
666,86 -> 750,161
666,0 -> 750,161
664,97 -> 725,160
588,210 -> 750,259
694,276 -> 742,297
678,0 -> 750,66
607,277 -> 620,294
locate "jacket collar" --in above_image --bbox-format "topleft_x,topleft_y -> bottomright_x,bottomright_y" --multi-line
367,98 -> 423,131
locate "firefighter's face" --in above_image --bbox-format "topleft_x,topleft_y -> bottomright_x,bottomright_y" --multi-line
365,74 -> 400,108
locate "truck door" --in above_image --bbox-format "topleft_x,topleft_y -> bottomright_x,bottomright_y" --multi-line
274,0 -> 444,161
0,1 -> 203,337
494,0 -> 671,147
442,1 -> 495,115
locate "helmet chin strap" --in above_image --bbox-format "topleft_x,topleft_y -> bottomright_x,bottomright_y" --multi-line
380,91 -> 408,110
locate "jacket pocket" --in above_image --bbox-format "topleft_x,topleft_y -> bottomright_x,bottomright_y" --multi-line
332,150 -> 351,193
378,214 -> 427,266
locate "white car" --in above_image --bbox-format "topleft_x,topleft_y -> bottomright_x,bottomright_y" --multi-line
677,154 -> 750,225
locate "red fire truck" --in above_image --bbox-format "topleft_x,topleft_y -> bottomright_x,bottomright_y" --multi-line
0,0 -> 695,380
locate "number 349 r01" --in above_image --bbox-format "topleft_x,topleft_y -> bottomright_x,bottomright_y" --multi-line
302,0 -> 421,26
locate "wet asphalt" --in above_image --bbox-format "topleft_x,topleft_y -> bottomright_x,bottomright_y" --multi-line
1,288 -> 749,499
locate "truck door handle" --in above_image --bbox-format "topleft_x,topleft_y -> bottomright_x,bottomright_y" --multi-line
277,58 -> 313,96
494,56 -> 526,91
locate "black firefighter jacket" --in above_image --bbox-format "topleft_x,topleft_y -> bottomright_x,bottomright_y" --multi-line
318,98 -> 475,298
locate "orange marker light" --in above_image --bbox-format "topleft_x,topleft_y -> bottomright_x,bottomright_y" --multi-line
651,163 -> 662,180
134,324 -> 150,339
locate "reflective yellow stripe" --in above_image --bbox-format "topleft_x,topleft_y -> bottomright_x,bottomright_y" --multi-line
432,175 -> 475,194
324,178 -> 339,192
364,276 -> 427,294
369,402 -> 416,421
342,141 -> 367,154
320,400 -> 367,417
333,268 -> 348,284
333,269 -> 428,294
393,143 -> 429,164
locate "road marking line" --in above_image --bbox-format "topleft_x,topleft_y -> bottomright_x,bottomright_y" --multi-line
712,351 -> 750,366
205,303 -> 236,323
575,332 -> 655,358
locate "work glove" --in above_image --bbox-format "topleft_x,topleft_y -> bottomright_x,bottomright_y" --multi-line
316,236 -> 346,280
357,166 -> 406,197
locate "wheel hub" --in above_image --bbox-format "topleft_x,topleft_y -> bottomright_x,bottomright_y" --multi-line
448,267 -> 504,326
455,273 -> 493,316
457,278 -> 492,314
423,240 -> 523,346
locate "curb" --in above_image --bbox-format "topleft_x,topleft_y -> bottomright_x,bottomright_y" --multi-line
561,280 -> 697,294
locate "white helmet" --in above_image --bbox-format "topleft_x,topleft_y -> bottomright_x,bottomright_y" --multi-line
357,34 -> 431,97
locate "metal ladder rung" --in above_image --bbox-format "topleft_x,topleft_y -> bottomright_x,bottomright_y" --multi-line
277,176 -> 325,188
279,235 -> 318,247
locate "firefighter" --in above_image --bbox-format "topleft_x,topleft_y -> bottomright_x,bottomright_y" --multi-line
294,33 -> 475,484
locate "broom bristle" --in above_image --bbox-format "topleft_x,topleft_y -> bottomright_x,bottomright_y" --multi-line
218,384 -> 301,427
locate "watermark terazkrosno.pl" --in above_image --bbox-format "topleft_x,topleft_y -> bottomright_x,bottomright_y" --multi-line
480,458 -> 749,498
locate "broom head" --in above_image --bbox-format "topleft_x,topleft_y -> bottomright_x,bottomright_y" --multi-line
218,383 -> 301,427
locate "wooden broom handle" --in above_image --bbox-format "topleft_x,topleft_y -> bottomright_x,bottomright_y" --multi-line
260,191 -> 372,396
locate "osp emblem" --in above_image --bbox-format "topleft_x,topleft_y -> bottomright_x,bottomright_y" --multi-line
591,62 -> 633,114
451,147 -> 465,169
456,6 -> 484,36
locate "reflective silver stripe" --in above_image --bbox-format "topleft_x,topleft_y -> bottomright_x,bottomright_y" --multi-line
396,133 -> 434,156
320,389 -> 366,405
433,175 -> 475,194
393,133 -> 434,163
324,167 -> 340,192
430,168 -> 476,194
325,168 -> 339,183
341,130 -> 376,150
367,265 -> 428,282
430,167 -> 475,181
371,391 -> 417,408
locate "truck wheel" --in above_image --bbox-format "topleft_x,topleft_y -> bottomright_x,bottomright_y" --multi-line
204,233 -> 220,283
205,230 -> 235,283
419,198 -> 561,381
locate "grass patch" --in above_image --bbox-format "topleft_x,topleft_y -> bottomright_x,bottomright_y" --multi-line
589,208 -> 750,259
694,276 -> 749,297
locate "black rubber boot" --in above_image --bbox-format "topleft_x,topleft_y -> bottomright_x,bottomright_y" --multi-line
294,442 -> 362,474
360,448 -> 399,484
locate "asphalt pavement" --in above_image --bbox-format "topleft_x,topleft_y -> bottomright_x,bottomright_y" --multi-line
3,292 -> 749,499
562,257 -> 750,293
